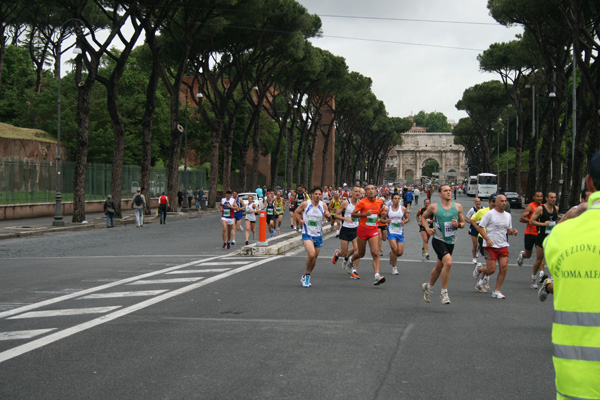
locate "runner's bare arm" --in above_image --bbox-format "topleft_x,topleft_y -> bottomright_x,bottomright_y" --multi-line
402,206 -> 409,225
294,202 -> 306,226
527,206 -> 548,227
519,205 -> 532,224
456,204 -> 465,229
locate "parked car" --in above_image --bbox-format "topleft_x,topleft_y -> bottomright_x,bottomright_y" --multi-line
504,192 -> 522,208
238,192 -> 264,209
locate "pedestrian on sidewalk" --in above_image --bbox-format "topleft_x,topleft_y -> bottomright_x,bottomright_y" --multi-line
186,186 -> 194,209
132,189 -> 146,227
158,192 -> 169,224
104,194 -> 116,228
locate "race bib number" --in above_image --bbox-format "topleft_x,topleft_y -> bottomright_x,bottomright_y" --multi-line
366,216 -> 377,227
276,207 -> 283,213
267,209 -> 274,215
307,219 -> 319,228
547,220 -> 557,232
444,221 -> 457,237
391,222 -> 402,229
352,217 -> 359,223
223,209 -> 231,217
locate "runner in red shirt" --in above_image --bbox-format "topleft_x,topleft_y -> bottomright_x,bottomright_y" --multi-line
350,185 -> 387,285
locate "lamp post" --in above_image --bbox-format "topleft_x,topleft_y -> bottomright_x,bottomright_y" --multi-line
54,19 -> 83,226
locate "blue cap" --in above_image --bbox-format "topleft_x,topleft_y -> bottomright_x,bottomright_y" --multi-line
489,194 -> 497,202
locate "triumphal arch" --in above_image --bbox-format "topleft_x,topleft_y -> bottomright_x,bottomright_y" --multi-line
389,127 -> 466,185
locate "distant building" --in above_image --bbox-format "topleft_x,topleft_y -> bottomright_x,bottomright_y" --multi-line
387,123 -> 466,185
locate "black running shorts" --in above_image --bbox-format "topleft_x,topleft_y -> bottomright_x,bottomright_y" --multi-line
339,226 -> 357,242
432,238 -> 454,261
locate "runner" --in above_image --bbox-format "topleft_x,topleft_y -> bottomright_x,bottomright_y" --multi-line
288,190 -> 297,230
219,190 -> 239,249
295,187 -> 332,288
294,186 -> 307,232
350,184 -> 388,285
420,184 -> 466,304
404,188 -> 414,213
469,195 -> 497,291
329,191 -> 342,237
244,195 -> 259,245
386,192 -> 410,275
414,187 -> 420,205
473,194 -> 518,298
262,192 -> 279,238
231,191 -> 245,245
274,191 -> 285,235
527,192 -> 559,289
376,202 -> 388,256
331,186 -> 361,279
465,197 -> 482,265
416,198 -> 433,260
516,191 -> 543,269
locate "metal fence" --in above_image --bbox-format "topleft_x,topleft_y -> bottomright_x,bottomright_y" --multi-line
0,158 -> 208,204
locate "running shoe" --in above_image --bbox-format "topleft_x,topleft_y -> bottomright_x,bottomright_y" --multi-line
379,250 -> 383,256
473,263 -> 482,280
440,292 -> 451,304
492,291 -> 506,299
472,258 -> 478,265
332,250 -> 340,264
529,275 -> 538,289
291,224 -> 294,229
422,248 -> 425,257
301,274 -> 311,288
374,275 -> 386,285
483,275 -> 490,292
270,231 -> 274,238
222,243 -> 227,249
422,283 -> 431,303
336,229 -> 340,238
231,241 -> 236,245
277,228 -> 280,235
539,270 -> 546,280
538,278 -> 552,302
475,281 -> 486,293
517,250 -> 524,267
425,252 -> 430,260
245,240 -> 249,245
347,259 -> 354,274
350,271 -> 360,279
392,267 -> 399,275
227,243 -> 230,249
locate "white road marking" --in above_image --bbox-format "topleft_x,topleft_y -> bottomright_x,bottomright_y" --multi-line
193,261 -> 247,266
78,290 -> 169,299
166,269 -> 230,274
8,306 -> 121,319
0,256 -> 281,363
0,329 -> 56,341
0,255 -> 226,319
127,278 -> 203,285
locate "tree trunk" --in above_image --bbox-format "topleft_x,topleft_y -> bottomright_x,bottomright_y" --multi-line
166,95 -> 183,211
106,84 -> 125,217
286,116 -> 295,189
222,116 -> 235,192
250,115 -> 261,190
208,119 -> 224,208
72,83 -> 92,223
270,117 -> 286,189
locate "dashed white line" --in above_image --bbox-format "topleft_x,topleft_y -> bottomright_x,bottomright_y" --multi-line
0,329 -> 56,341
78,290 -> 169,299
8,306 -> 121,319
127,277 -> 204,285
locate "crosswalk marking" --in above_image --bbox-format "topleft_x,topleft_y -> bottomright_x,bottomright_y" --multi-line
0,329 -> 56,341
166,269 -> 230,274
78,290 -> 169,299
127,277 -> 204,285
8,306 -> 121,319
193,261 -> 247,266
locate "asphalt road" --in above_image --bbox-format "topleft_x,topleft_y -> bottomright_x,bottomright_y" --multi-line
0,195 -> 555,399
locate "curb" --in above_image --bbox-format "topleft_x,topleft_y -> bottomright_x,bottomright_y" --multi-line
240,224 -> 337,256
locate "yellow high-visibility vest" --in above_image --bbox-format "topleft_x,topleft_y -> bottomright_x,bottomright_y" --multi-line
545,190 -> 600,400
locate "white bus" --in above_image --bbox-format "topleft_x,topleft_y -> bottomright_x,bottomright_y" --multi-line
476,173 -> 498,198
467,176 -> 478,197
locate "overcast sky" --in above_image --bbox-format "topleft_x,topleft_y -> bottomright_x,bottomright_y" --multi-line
296,0 -> 523,123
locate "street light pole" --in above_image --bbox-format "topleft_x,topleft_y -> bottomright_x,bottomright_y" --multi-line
53,19 -> 83,227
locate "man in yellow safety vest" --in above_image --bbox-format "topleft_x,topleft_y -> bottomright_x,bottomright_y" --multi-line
544,149 -> 600,399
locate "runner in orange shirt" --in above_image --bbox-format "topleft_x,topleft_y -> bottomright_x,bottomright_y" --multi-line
350,185 -> 387,285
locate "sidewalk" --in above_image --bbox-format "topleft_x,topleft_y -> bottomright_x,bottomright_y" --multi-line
0,207 -> 219,240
